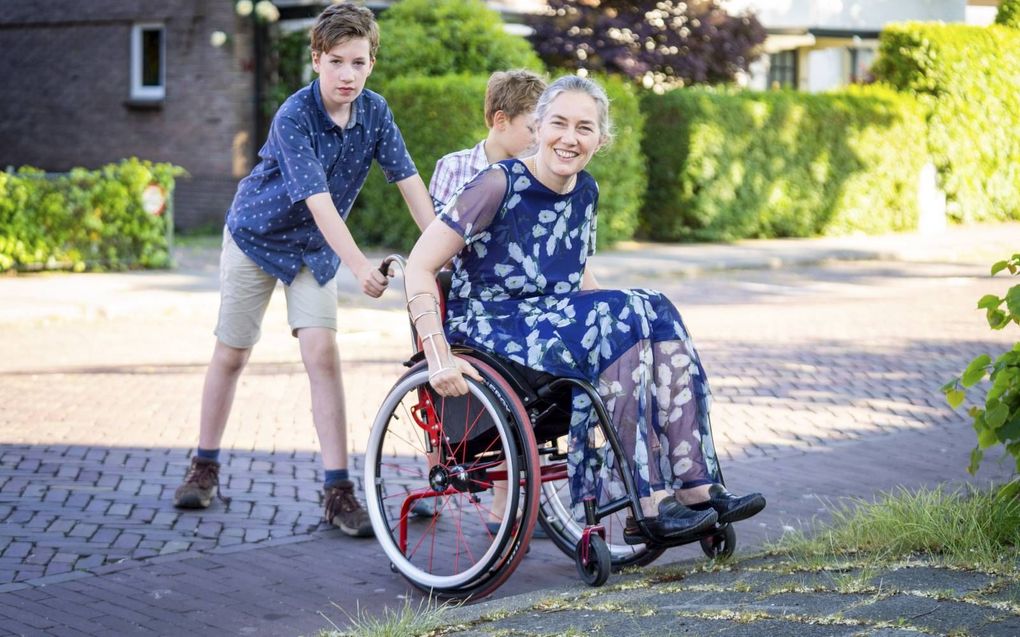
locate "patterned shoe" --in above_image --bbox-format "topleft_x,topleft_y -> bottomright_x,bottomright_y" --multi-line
324,480 -> 374,538
173,457 -> 226,509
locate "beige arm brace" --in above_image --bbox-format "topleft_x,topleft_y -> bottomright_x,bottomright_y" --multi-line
407,292 -> 457,382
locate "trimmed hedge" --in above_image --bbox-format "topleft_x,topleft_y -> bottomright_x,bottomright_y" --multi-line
872,23 -> 1020,223
349,74 -> 490,249
0,158 -> 182,272
371,0 -> 543,84
351,73 -> 647,250
639,85 -> 928,241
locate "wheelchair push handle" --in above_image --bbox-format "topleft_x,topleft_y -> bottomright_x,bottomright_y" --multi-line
379,254 -> 406,278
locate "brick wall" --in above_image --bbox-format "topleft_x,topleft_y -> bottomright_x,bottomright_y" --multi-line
0,0 -> 257,230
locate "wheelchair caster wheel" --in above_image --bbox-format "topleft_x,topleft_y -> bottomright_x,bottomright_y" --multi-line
700,524 -> 736,559
575,535 -> 611,587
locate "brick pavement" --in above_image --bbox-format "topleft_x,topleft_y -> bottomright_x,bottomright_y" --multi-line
0,249 -> 1017,635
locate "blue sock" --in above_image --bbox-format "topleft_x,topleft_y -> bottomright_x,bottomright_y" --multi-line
196,447 -> 220,462
324,469 -> 349,487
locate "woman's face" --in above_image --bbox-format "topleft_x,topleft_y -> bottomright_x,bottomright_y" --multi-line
534,90 -> 602,182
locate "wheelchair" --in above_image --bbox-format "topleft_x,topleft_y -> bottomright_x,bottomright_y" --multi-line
364,256 -> 737,600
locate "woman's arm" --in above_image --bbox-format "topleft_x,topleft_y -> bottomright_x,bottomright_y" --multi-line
405,222 -> 482,396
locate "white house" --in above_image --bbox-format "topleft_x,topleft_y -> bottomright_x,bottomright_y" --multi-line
722,0 -> 1001,91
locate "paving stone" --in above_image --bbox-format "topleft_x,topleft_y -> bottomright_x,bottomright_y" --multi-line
868,566 -> 995,596
843,594 -> 1005,634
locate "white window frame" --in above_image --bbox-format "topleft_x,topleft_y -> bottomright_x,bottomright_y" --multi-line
131,22 -> 165,101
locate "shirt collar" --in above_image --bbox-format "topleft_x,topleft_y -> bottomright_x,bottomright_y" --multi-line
311,79 -> 362,131
469,139 -> 489,171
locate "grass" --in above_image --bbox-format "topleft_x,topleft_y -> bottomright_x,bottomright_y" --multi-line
316,597 -> 457,637
313,484 -> 1020,637
769,484 -> 1020,571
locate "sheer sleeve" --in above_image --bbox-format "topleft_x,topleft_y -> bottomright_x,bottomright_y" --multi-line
437,165 -> 509,245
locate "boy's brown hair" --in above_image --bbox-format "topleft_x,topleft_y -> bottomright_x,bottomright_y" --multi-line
484,70 -> 546,128
310,3 -> 380,58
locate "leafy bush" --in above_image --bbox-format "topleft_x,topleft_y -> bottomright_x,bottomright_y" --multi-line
639,85 -> 927,241
350,73 -> 647,250
872,23 -> 1020,223
997,0 -> 1020,28
370,0 -> 542,84
943,255 -> 1020,487
0,158 -> 182,272
348,74 -> 490,249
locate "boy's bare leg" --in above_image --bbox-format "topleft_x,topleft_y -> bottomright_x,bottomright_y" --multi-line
198,340 -> 252,449
297,327 -> 347,470
298,327 -> 373,536
174,340 -> 251,509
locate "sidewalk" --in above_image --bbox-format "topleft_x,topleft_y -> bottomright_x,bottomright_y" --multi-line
2,222 -> 1018,326
1,222 -> 1019,636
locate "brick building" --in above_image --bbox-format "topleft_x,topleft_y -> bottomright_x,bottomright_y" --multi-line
0,0 -> 257,230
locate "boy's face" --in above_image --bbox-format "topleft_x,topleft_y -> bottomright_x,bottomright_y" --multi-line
311,37 -> 374,111
496,111 -> 538,158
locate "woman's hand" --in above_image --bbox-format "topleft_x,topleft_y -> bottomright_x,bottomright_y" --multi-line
429,357 -> 483,397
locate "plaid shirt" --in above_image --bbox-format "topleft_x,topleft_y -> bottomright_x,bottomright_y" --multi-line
428,140 -> 490,210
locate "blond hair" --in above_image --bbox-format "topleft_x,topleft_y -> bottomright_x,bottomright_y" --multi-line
484,70 -> 546,128
310,3 -> 379,58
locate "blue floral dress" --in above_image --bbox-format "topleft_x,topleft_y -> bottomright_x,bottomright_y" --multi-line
438,159 -> 721,507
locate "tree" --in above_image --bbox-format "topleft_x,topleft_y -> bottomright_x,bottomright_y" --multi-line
996,0 -> 1020,29
527,0 -> 765,90
371,0 -> 543,83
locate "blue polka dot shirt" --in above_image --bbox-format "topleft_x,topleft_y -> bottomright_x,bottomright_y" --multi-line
226,80 -> 418,285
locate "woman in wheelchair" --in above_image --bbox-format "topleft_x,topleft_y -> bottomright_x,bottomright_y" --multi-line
403,75 -> 765,546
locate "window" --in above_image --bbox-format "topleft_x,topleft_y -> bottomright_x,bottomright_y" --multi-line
767,50 -> 798,89
131,23 -> 165,101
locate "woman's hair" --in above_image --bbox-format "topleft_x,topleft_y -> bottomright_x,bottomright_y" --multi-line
533,75 -> 614,148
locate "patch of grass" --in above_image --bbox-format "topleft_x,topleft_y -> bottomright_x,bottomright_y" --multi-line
316,597 -> 460,637
769,485 -> 1020,571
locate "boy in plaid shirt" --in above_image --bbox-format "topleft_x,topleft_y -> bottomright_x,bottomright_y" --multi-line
429,70 -> 546,209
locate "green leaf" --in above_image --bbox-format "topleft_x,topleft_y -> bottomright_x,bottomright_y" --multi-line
998,414 -> 1020,441
946,389 -> 966,409
961,354 -> 992,387
977,294 -> 1002,310
977,423 -> 998,449
1006,285 -> 1020,318
988,309 -> 1009,329
996,478 -> 1020,502
992,260 -> 1009,276
985,402 -> 1009,429
967,447 -> 983,475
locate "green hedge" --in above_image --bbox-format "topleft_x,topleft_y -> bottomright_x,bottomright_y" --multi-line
351,73 -> 647,250
639,85 -> 928,241
349,74 -> 490,249
371,0 -> 543,84
0,158 -> 182,272
872,23 -> 1020,223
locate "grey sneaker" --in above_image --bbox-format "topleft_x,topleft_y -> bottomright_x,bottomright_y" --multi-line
324,479 -> 374,538
173,457 -> 226,509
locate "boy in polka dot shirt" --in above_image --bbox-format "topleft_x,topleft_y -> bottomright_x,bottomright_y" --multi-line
173,3 -> 435,538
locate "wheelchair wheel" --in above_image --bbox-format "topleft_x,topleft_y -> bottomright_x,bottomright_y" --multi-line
536,433 -> 665,570
365,358 -> 539,599
574,534 -> 611,587
700,523 -> 736,559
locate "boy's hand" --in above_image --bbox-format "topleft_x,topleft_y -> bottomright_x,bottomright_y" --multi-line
354,262 -> 389,298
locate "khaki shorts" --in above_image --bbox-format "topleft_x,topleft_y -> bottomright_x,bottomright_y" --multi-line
214,228 -> 337,348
